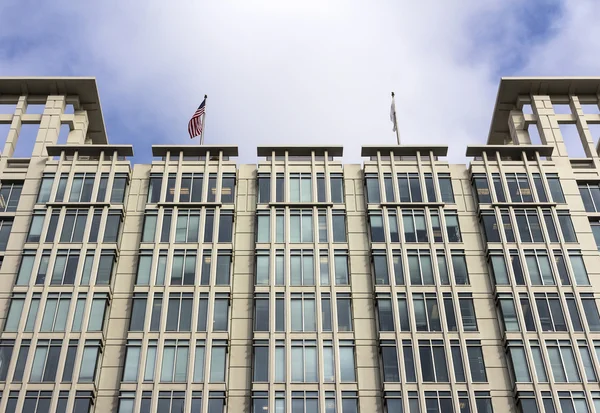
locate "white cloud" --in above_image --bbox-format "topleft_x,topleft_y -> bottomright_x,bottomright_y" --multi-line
1,0 -> 597,163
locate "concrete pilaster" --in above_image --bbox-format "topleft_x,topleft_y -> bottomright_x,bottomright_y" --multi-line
68,109 -> 89,144
532,95 -> 570,157
508,110 -> 531,145
2,96 -> 26,158
31,95 -> 66,157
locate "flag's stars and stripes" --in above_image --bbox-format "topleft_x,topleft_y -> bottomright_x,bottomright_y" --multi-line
188,97 -> 206,139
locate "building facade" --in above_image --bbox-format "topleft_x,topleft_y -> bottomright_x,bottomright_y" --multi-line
0,77 -> 599,412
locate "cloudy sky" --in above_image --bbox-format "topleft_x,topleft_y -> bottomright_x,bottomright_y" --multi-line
0,0 -> 597,163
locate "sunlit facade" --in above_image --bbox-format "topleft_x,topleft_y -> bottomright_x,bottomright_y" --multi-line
0,77 -> 599,412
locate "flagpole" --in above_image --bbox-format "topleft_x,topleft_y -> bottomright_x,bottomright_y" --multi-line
200,95 -> 207,145
391,92 -> 400,145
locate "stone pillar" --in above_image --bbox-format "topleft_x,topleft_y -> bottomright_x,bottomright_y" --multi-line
570,96 -> 599,163
31,95 -> 66,157
68,109 -> 90,144
531,95 -> 569,157
2,96 -> 26,158
508,110 -> 531,145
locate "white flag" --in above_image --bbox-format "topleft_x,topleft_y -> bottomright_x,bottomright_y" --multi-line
390,98 -> 397,132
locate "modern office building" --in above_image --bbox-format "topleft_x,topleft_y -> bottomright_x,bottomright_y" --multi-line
0,77 -> 599,413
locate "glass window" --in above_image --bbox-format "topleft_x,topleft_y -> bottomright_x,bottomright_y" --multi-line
255,251 -> 269,285
547,174 -> 565,203
581,297 -> 600,331
258,174 -> 271,203
340,342 -> 356,382
459,297 -> 478,331
419,340 -> 449,382
123,341 -> 141,381
256,212 -> 270,243
492,173 -> 506,202
444,212 -> 462,242
193,342 -> 206,382
317,173 -> 326,202
547,341 -> 580,383
69,173 -> 94,202
30,339 -> 61,382
451,344 -> 465,382
425,173 -> 436,202
129,294 -> 147,331
467,344 -> 487,382
111,174 -> 128,203
290,210 -> 313,243
216,252 -> 232,285
365,175 -> 380,204
569,253 -> 590,285
558,212 -> 577,242
253,345 -> 269,382
291,294 -> 316,332
36,174 -> 54,203
26,214 -> 42,243
506,173 -> 533,202
147,175 -> 162,203
373,252 -> 389,285
202,210 -> 213,242
160,340 -> 189,382
451,252 -> 469,284
166,292 -> 193,331
4,293 -> 25,331
210,342 -> 227,382
438,173 -> 454,203
332,212 -> 346,242
218,211 -> 233,242
508,345 -> 531,382
174,210 -> 200,243
499,295 -> 519,331
397,173 -> 422,202
55,174 -> 68,202
369,213 -> 384,242
473,175 -> 491,203
337,295 -> 353,331
96,173 -> 108,202
254,296 -> 269,331
96,250 -> 116,284
275,174 -> 284,202
525,250 -> 554,285
40,292 -> 71,332
103,211 -> 122,242
213,296 -> 229,331
579,182 -> 600,212
60,209 -> 88,243
533,173 -> 548,202
221,174 -> 236,203
329,173 -> 344,203
481,212 -> 500,243
403,209 -> 428,242
290,173 -> 312,202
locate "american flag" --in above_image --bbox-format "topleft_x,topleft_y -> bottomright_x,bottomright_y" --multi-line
188,95 -> 206,139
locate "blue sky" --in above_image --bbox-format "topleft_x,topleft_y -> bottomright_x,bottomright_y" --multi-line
1,0 -> 599,164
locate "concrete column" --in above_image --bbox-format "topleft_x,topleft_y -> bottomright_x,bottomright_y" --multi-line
531,95 -> 569,157
68,109 -> 90,144
570,96 -> 599,165
31,95 -> 66,157
508,110 -> 530,145
2,96 -> 26,157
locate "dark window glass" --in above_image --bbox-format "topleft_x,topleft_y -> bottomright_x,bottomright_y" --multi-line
221,175 -> 235,204
366,177 -> 380,204
439,174 -> 454,203
473,176 -> 491,203
96,174 -> 108,202
258,176 -> 270,203
218,212 -> 233,243
111,175 -> 128,203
